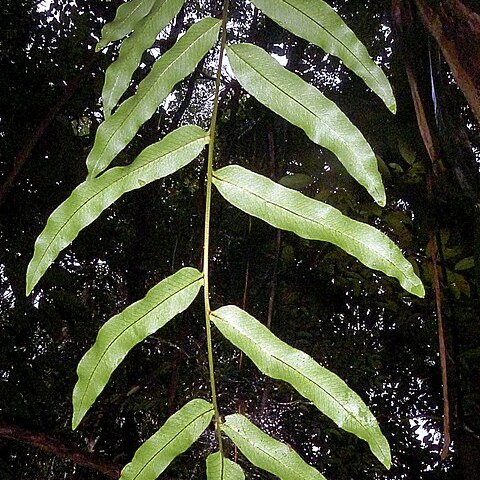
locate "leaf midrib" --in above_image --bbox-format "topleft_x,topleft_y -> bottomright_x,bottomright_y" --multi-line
92,19 -> 219,176
105,0 -> 174,111
228,46 -> 373,186
215,312 -> 387,463
224,421 -> 320,480
100,0 -> 156,48
77,274 -> 202,417
278,0 -> 383,94
30,135 -> 204,289
214,171 -> 408,285
130,406 -> 213,480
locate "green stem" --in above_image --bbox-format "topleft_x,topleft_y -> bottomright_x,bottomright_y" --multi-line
203,0 -> 230,456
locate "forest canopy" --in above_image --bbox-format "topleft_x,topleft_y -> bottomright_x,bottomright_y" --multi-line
0,0 -> 478,479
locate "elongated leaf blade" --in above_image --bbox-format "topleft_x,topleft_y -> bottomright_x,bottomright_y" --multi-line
212,306 -> 390,469
72,267 -> 203,429
96,0 -> 157,52
102,0 -> 185,117
120,399 -> 214,480
226,43 -> 386,206
206,452 -> 245,480
26,125 -> 208,295
88,17 -> 221,178
222,414 -> 327,479
250,0 -> 396,113
213,166 -> 424,297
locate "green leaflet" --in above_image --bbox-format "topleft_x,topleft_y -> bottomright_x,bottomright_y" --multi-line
120,399 -> 214,480
213,165 -> 424,297
102,0 -> 185,117
222,414 -> 327,479
206,452 -> 245,480
72,267 -> 203,429
26,125 -> 208,295
279,173 -> 312,191
87,17 -> 221,178
455,256 -> 474,271
249,0 -> 396,113
212,306 -> 391,469
96,0 -> 157,52
226,43 -> 386,206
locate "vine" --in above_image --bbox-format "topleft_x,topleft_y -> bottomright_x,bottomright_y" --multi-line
26,0 -> 425,478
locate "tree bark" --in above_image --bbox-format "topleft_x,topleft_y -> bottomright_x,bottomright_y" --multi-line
414,0 -> 480,123
0,422 -> 121,478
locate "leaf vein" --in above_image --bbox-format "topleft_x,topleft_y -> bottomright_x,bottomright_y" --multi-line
92,20 -> 219,175
77,274 -> 202,414
215,313 -> 385,458
279,0 -> 383,92
214,173 -> 408,284
31,136 -> 204,285
229,47 -> 371,181
225,424 -> 301,476
131,407 -> 213,480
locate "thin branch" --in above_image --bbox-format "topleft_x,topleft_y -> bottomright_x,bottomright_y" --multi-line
393,0 -> 451,460
170,59 -> 206,130
0,422 -> 121,478
258,129 -> 282,417
429,228 -> 451,460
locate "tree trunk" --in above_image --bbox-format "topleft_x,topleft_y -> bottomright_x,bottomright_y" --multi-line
413,0 -> 480,123
393,1 -> 480,476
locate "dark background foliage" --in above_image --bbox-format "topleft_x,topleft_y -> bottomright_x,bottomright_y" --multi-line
0,0 -> 478,479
